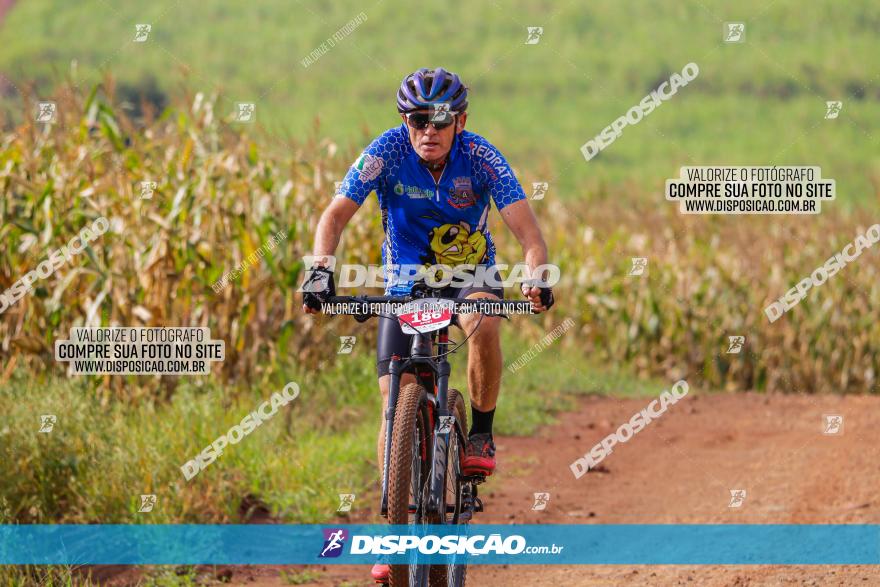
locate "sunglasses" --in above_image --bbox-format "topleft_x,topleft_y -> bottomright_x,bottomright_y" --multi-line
405,111 -> 458,131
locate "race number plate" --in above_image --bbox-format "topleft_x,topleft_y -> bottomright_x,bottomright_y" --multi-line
396,298 -> 454,334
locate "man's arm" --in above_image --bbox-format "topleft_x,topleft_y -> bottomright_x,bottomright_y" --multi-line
312,196 -> 360,262
498,199 -> 553,312
302,196 -> 360,313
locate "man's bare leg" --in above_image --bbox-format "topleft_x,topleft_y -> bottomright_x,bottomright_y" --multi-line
457,292 -> 503,422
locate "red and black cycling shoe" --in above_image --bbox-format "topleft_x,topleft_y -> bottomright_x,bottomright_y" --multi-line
371,563 -> 389,583
462,432 -> 496,476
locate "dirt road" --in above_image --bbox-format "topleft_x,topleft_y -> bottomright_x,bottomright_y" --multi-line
92,391 -> 880,586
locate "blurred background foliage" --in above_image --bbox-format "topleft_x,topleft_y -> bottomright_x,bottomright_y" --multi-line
0,0 -> 878,547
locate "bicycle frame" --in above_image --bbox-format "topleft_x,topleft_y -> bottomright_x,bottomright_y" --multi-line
380,323 -> 453,520
323,293 -> 532,524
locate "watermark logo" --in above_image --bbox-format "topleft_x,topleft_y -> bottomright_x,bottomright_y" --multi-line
138,494 -> 157,512
350,533 -> 550,556
430,102 -> 451,123
0,216 -> 110,315
180,382 -> 300,480
308,260 -> 560,290
581,62 -> 699,161
724,22 -> 745,43
666,166 -> 834,215
531,492 -> 550,511
338,336 -> 356,354
301,12 -> 368,68
525,27 -> 543,44
139,181 -> 157,200
571,380 -> 689,479
134,24 -> 152,42
437,416 -> 455,434
824,101 -> 843,119
765,224 -> 880,322
319,528 -> 348,558
629,257 -> 648,276
823,414 -> 843,435
531,182 -> 549,200
212,230 -> 288,293
727,336 -> 745,354
234,102 -> 256,123
508,318 -> 576,373
36,102 -> 56,123
728,489 -> 746,508
39,415 -> 57,433
337,494 -> 356,512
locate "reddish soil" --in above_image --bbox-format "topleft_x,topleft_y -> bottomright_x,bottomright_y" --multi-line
85,392 -> 880,586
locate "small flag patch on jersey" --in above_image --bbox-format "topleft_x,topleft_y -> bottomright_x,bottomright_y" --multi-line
353,153 -> 384,182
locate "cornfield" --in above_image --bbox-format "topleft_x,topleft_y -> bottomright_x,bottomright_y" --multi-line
1,82 -> 877,394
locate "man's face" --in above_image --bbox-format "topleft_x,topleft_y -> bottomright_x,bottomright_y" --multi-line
402,110 -> 467,163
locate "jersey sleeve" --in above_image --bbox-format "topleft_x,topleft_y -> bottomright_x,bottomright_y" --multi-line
468,135 -> 527,210
337,126 -> 407,205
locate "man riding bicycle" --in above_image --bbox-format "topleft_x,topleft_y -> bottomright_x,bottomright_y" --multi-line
301,66 -> 553,581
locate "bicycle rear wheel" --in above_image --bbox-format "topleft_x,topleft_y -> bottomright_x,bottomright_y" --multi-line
429,388 -> 469,587
388,383 -> 433,587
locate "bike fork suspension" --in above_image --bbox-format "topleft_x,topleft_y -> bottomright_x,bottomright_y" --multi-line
381,355 -> 402,517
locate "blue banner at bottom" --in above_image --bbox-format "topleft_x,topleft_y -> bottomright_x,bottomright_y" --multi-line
1,524 -> 878,565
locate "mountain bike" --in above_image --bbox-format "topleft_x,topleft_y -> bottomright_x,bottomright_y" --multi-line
326,290 -> 533,586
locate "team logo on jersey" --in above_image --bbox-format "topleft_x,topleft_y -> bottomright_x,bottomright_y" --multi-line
394,181 -> 432,199
424,221 -> 487,266
353,153 -> 384,182
447,176 -> 476,208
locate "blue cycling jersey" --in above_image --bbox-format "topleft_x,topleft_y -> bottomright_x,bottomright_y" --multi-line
338,124 -> 526,294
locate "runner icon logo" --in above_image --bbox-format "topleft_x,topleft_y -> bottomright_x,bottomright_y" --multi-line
337,494 -> 356,512
727,336 -> 745,354
823,414 -> 843,435
39,415 -> 57,433
728,489 -> 746,508
825,101 -> 843,119
138,494 -> 157,513
630,257 -> 648,276
525,27 -> 543,44
338,336 -> 357,354
319,529 -> 348,558
724,23 -> 745,43
531,492 -> 550,511
531,182 -> 549,200
437,416 -> 455,434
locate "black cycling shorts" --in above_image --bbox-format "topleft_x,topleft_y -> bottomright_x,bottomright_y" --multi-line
376,267 -> 504,377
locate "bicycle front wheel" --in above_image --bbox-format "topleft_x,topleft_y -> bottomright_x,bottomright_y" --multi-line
388,383 -> 433,587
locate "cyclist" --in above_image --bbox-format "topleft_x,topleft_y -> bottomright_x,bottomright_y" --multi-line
301,66 -> 553,581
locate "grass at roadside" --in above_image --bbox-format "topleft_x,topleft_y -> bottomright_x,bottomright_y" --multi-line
0,328 -> 654,527
0,325 -> 667,586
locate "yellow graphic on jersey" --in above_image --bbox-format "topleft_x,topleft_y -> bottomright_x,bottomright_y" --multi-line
426,221 -> 487,266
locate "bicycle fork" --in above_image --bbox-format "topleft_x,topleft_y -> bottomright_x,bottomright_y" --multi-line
426,357 -> 451,520
380,354 -> 403,518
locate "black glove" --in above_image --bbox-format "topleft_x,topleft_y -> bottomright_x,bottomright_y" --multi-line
539,286 -> 554,310
302,266 -> 335,311
521,280 -> 555,311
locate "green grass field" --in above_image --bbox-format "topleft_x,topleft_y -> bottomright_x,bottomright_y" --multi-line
0,329 -> 655,526
1,0 -> 878,200
0,2 -> 878,582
